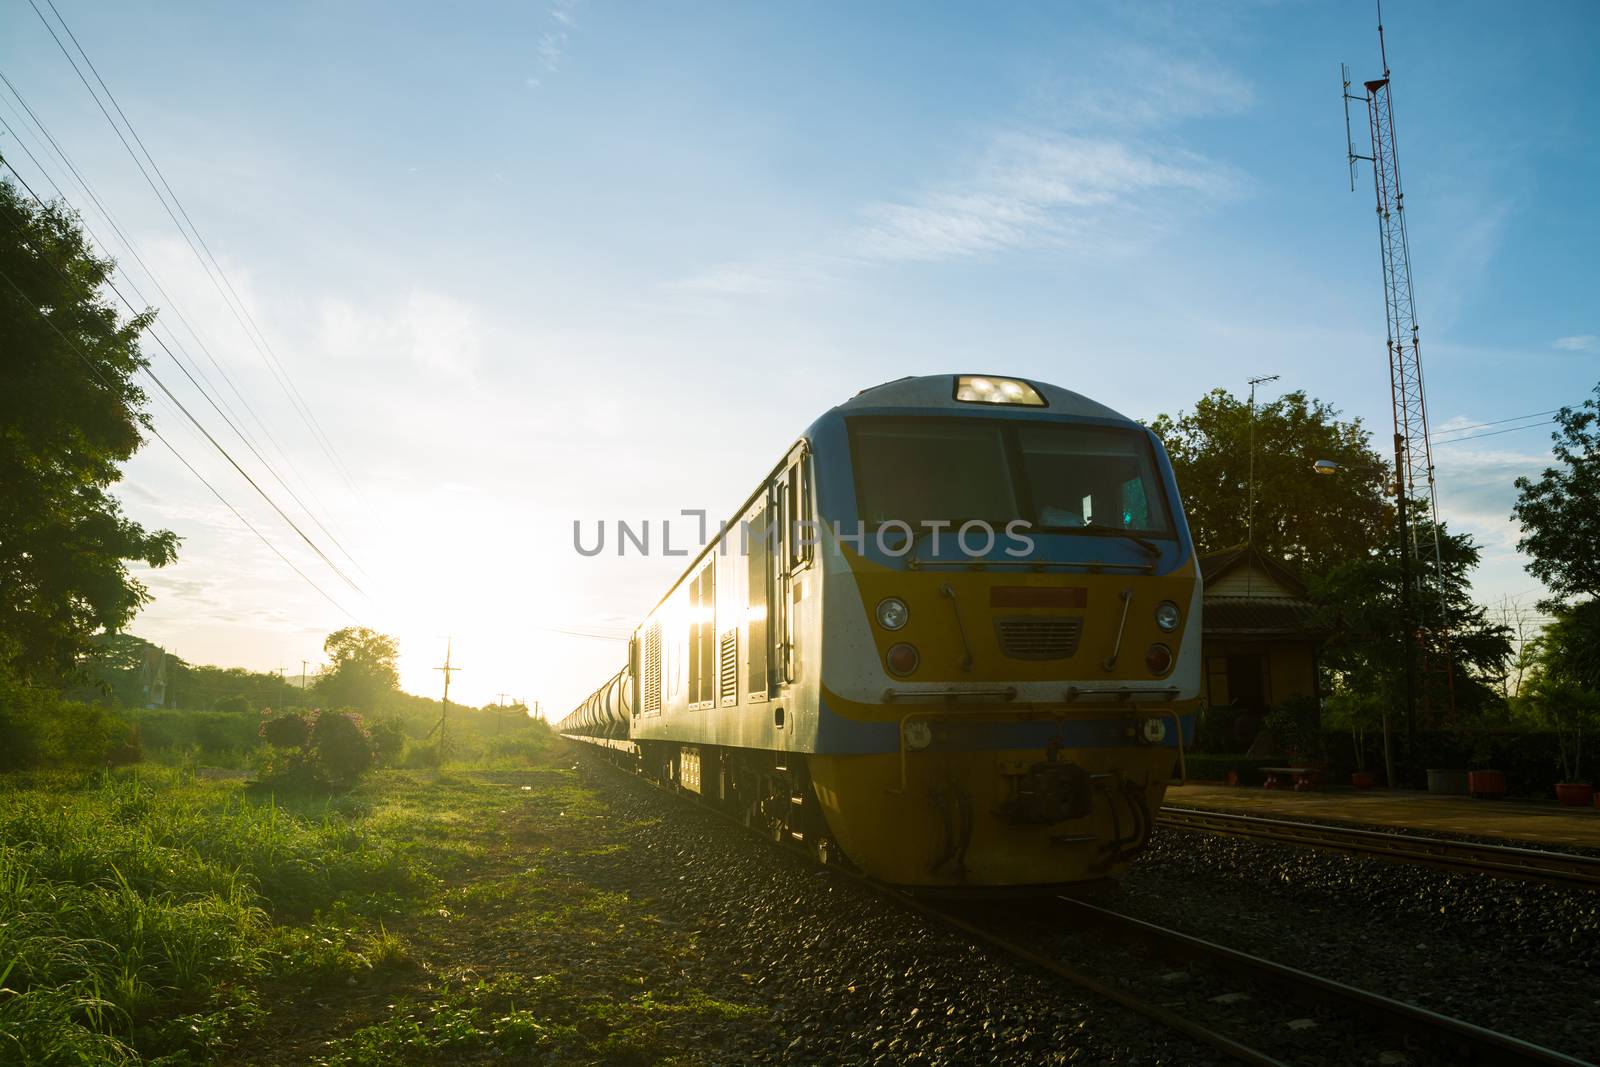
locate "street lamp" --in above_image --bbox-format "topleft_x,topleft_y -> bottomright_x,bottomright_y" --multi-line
1312,459 -> 1341,475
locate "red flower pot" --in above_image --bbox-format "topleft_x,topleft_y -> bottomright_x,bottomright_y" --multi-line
1351,771 -> 1377,790
1468,770 -> 1506,799
1555,783 -> 1594,808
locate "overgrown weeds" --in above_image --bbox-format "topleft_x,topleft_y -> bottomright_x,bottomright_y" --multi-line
0,766 -> 432,1064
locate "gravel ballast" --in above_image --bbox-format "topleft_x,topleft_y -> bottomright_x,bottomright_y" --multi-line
1115,824 -> 1600,1061
562,747 -> 1600,1063
564,749 -> 1222,1065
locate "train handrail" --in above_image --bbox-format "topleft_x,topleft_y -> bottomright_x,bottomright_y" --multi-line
881,686 -> 1018,703
907,558 -> 1156,572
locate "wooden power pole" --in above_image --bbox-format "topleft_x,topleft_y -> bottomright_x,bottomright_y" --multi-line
433,638 -> 462,767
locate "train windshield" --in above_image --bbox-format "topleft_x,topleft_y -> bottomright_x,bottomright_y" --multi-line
848,416 -> 1174,537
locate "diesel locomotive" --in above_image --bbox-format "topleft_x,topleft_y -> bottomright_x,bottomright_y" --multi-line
558,374 -> 1199,888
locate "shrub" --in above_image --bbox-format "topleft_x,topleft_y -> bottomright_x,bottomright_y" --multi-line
1262,694 -> 1324,760
310,711 -> 376,788
121,708 -> 259,763
0,675 -> 139,771
368,718 -> 406,765
399,739 -> 439,769
260,712 -> 310,749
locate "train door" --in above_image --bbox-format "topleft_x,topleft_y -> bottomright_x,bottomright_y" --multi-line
746,498 -> 771,703
770,448 -> 813,692
769,473 -> 793,692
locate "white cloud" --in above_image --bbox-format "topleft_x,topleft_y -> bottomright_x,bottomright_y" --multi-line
669,36 -> 1253,296
533,0 -> 583,76
852,131 -> 1242,264
1432,445 -> 1550,554
668,258 -> 838,298
1553,334 -> 1597,353
537,31 -> 566,71
1034,42 -> 1256,130
316,290 -> 484,380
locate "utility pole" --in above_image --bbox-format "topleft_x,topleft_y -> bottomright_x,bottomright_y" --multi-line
1342,0 -> 1455,784
300,660 -> 309,708
1245,373 -> 1279,596
495,692 -> 510,735
433,638 -> 462,767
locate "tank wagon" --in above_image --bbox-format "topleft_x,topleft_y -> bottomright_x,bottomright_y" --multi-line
559,374 -> 1200,888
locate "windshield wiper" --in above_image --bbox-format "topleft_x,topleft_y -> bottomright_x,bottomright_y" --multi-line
1079,522 -> 1162,557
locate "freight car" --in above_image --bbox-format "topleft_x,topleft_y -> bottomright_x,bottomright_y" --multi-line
559,374 -> 1199,888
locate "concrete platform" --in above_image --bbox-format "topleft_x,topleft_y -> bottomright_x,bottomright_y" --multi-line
1165,783 -> 1600,850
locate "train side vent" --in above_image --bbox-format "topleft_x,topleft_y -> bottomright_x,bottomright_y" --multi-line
719,629 -> 738,705
994,616 -> 1084,660
643,623 -> 663,714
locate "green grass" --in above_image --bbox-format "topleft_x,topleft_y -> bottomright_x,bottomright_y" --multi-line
0,733 -> 768,1065
0,766 -> 432,1064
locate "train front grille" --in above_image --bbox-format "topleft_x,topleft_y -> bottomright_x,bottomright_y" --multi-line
993,615 -> 1084,660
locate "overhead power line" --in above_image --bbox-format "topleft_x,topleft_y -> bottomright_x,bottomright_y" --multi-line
1430,408 -> 1562,439
26,0 -> 364,497
0,262 -> 360,623
536,625 -> 632,642
0,73 -> 366,579
0,148 -> 368,582
0,196 -> 365,599
1431,420 -> 1558,448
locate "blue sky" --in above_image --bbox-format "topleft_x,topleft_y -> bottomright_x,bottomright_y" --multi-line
2,0 -> 1595,709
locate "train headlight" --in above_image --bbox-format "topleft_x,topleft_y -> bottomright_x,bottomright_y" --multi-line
875,597 -> 909,631
1155,601 -> 1181,632
1145,643 -> 1174,676
954,375 -> 1045,406
1141,717 -> 1168,744
886,642 -> 920,676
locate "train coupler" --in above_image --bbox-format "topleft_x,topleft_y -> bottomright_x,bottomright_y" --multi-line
999,758 -> 1093,824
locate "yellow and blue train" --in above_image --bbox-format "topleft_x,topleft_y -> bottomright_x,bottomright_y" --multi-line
558,374 -> 1199,888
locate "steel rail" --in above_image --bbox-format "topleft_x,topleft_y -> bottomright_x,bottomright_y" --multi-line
573,744 -> 1588,1066
574,744 -> 1288,1065
1158,806 -> 1600,891
1057,896 -> 1592,1067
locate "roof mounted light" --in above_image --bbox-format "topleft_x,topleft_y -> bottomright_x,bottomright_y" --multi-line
954,375 -> 1045,406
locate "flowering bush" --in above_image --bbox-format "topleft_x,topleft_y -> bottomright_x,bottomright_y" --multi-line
253,708 -> 377,792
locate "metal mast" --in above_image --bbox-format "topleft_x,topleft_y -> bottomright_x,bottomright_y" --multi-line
1342,1 -> 1455,742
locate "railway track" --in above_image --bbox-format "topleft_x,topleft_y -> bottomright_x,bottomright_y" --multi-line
580,748 -> 1592,1066
1042,895 -> 1591,1067
1158,806 -> 1600,892
911,891 -> 1592,1067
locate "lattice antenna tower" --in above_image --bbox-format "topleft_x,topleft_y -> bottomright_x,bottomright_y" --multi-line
1342,2 -> 1455,720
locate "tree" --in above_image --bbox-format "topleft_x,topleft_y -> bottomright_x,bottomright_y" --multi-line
1314,519 -> 1512,787
1492,596 -> 1543,701
1516,601 -> 1600,783
1316,519 -> 1513,723
1513,383 -> 1600,607
1149,389 -> 1392,579
0,169 -> 178,681
315,627 -> 400,711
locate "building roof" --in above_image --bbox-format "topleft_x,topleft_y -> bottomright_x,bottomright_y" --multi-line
1199,543 -> 1311,598
1204,596 -> 1330,637
1199,544 -> 1328,639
